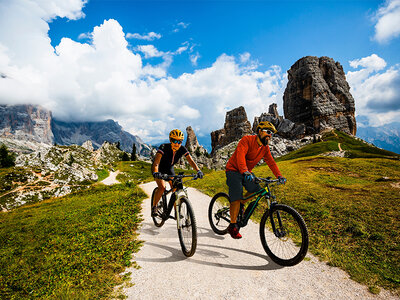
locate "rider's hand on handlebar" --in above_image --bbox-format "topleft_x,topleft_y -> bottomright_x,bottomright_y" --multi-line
243,171 -> 255,182
152,172 -> 163,179
278,176 -> 287,185
194,170 -> 204,180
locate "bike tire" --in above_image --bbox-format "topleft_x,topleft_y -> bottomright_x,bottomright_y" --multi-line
177,197 -> 197,257
208,192 -> 230,235
151,187 -> 165,227
260,204 -> 309,266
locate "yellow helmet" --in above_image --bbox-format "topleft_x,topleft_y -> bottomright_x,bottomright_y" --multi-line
169,129 -> 184,141
256,121 -> 277,134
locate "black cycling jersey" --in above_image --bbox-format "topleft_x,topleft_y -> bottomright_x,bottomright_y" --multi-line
156,143 -> 189,175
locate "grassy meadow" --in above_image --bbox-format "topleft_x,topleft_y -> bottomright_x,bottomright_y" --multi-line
0,161 -> 153,299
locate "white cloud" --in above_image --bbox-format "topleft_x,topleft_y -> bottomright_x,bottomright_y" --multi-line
0,1 -> 286,144
347,54 -> 400,126
240,52 -> 251,63
173,21 -> 190,33
136,45 -> 165,58
126,32 -> 161,41
373,0 -> 400,43
190,52 -> 200,66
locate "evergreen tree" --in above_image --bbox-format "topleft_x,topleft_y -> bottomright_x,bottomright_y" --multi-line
121,152 -> 130,161
131,143 -> 137,161
0,144 -> 16,168
116,141 -> 121,150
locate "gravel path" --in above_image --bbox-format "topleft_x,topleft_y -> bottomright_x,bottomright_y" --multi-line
101,170 -> 120,185
121,181 -> 397,300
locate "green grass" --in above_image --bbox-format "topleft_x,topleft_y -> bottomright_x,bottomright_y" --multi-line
115,161 -> 153,184
277,130 -> 400,162
187,134 -> 400,295
0,160 -> 156,299
96,168 -> 110,182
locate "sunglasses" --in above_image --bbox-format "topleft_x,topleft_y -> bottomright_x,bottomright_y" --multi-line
170,139 -> 182,144
261,129 -> 274,135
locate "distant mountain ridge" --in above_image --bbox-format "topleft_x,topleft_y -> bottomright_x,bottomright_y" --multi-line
0,104 -> 151,156
356,122 -> 400,154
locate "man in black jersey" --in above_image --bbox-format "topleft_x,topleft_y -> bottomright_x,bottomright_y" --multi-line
151,129 -> 203,216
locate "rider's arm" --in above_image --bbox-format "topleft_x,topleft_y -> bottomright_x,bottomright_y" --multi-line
263,146 -> 282,178
185,154 -> 200,172
151,152 -> 162,173
236,137 -> 250,174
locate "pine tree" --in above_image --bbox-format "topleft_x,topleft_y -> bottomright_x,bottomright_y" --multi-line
0,144 -> 16,168
121,152 -> 130,161
131,143 -> 137,161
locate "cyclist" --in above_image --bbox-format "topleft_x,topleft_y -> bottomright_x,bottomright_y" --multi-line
225,121 -> 286,239
151,129 -> 204,216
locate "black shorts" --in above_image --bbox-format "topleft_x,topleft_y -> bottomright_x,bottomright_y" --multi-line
226,171 -> 261,203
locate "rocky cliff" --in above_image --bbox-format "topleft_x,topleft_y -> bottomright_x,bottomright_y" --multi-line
283,56 -> 356,135
0,105 -> 54,144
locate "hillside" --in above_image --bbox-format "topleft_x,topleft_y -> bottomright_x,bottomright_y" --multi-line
187,131 -> 400,295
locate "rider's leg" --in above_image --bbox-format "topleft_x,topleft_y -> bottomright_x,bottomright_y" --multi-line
230,200 -> 241,223
153,179 -> 166,207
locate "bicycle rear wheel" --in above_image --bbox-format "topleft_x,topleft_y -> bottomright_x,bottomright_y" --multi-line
208,192 -> 230,235
260,204 -> 309,266
177,197 -> 197,257
151,187 -> 165,227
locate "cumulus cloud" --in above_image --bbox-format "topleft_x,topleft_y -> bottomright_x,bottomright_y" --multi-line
0,0 -> 286,144
347,54 -> 400,126
126,32 -> 161,41
190,52 -> 200,66
373,0 -> 400,43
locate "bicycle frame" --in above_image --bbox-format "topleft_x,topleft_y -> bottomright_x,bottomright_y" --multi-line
238,179 -> 278,227
159,175 -> 193,229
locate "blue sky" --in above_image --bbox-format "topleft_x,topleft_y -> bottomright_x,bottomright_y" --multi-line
0,0 -> 400,147
48,0 -> 399,75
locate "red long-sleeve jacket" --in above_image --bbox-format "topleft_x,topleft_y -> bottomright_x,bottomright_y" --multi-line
225,135 -> 281,177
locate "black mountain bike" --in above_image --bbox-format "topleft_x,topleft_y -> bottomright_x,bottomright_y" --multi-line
208,176 -> 309,266
151,173 -> 199,257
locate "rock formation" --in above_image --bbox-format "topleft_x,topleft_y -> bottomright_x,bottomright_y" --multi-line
185,126 -> 201,153
0,104 -> 54,144
211,106 -> 253,154
283,56 -> 356,135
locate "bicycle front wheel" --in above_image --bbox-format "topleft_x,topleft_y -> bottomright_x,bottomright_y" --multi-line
208,192 -> 230,235
260,204 -> 309,266
151,187 -> 165,227
177,197 -> 197,257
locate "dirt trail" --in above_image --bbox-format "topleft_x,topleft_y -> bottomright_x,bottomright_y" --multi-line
101,170 -> 120,185
121,182 -> 396,300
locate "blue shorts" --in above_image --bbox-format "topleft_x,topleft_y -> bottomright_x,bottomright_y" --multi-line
226,171 -> 261,203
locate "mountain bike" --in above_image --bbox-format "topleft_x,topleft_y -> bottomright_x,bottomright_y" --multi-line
151,173 -> 199,257
208,176 -> 309,266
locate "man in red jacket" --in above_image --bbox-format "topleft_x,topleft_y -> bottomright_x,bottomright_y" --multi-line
225,121 -> 286,239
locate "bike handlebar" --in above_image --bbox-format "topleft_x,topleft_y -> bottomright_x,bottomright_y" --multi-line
160,173 -> 198,181
254,176 -> 282,185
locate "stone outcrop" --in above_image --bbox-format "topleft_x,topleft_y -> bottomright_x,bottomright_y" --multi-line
0,104 -> 54,144
211,106 -> 253,154
185,126 -> 201,152
252,104 -> 307,140
283,56 -> 356,135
